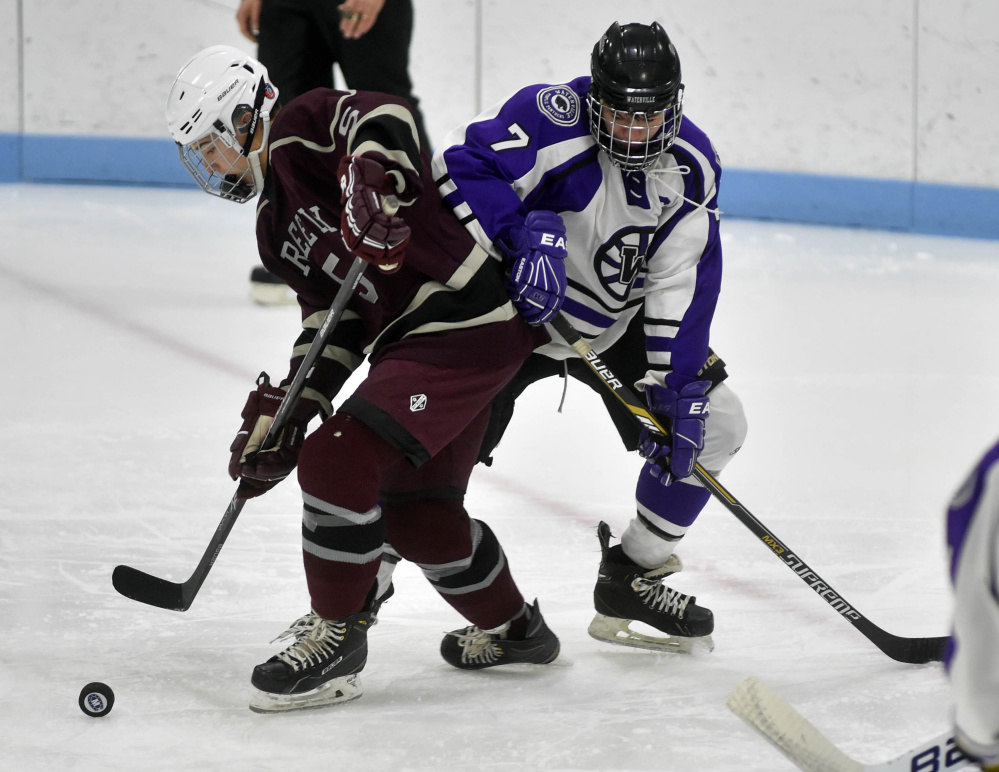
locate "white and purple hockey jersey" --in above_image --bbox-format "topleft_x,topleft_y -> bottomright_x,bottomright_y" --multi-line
945,437 -> 999,766
432,76 -> 723,392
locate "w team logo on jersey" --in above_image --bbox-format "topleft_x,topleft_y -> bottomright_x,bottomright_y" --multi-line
410,394 -> 428,412
536,86 -> 579,126
594,227 -> 655,301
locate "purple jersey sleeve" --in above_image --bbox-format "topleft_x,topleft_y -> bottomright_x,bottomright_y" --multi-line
435,76 -> 593,249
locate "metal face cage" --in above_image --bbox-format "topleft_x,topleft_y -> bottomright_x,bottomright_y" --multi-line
177,122 -> 256,203
586,87 -> 683,171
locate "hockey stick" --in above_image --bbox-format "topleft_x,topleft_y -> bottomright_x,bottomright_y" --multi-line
112,256 -> 370,611
550,313 -> 948,664
727,676 -> 971,771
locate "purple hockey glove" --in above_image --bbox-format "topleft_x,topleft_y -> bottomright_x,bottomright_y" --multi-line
502,210 -> 568,325
638,380 -> 711,486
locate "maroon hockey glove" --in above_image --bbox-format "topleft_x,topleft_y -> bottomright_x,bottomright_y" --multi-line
338,155 -> 411,274
228,373 -> 327,500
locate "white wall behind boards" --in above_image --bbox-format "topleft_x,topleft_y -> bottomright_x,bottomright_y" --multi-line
0,0 -> 19,134
473,0 -> 999,188
916,1 -> 999,186
2,0 -> 998,236
18,0 -> 248,137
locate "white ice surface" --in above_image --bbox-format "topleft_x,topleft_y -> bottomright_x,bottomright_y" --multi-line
2,183 -> 999,771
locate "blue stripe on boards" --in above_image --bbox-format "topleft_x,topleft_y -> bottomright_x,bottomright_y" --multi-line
912,183 -> 999,241
0,133 -> 21,181
19,134 -> 194,187
720,168 -> 999,240
720,169 -> 912,229
3,133 -> 999,240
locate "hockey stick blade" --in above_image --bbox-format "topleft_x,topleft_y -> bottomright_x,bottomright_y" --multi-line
112,493 -> 245,611
550,313 -> 947,664
111,565 -> 192,612
728,677 -> 972,771
852,618 -> 946,665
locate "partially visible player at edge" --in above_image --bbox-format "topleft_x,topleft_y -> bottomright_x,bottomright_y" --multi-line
432,21 -> 748,653
945,437 -> 999,771
165,46 -> 560,713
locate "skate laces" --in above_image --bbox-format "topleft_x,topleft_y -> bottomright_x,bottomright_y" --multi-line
271,612 -> 347,671
451,625 -> 505,665
632,576 -> 691,618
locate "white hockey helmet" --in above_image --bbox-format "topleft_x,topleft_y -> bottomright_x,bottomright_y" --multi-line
165,46 -> 279,203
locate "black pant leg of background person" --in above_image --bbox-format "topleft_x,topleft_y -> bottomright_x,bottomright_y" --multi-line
332,0 -> 432,152
258,0 -> 337,102
259,0 -> 429,149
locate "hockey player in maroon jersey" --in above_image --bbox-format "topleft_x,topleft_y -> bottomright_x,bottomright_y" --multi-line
165,46 -> 560,713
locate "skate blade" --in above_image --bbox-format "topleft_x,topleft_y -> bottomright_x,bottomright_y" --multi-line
587,614 -> 714,654
249,283 -> 298,307
248,674 -> 363,713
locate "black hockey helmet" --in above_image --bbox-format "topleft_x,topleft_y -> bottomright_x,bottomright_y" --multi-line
587,21 -> 684,170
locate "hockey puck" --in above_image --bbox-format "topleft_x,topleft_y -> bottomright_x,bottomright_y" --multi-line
79,682 -> 115,717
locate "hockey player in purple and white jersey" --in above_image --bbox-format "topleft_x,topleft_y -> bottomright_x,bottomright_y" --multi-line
945,437 -> 999,770
432,21 -> 748,652
165,46 -> 560,713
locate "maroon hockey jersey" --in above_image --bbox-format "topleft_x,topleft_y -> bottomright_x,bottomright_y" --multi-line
253,89 -> 547,401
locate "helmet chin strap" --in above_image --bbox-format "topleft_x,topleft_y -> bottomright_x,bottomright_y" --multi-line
239,77 -> 268,156
247,118 -> 270,195
240,76 -> 272,197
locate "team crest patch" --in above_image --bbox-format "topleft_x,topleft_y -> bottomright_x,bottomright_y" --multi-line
537,86 -> 579,126
410,394 -> 427,412
594,226 -> 656,302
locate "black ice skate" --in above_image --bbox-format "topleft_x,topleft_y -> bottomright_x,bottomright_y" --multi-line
249,265 -> 296,306
440,599 -> 560,670
589,521 -> 714,653
248,609 -> 372,713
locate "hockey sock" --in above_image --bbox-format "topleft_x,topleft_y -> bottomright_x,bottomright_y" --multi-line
384,499 -> 525,630
297,414 -> 402,619
636,464 -> 712,528
626,469 -> 712,568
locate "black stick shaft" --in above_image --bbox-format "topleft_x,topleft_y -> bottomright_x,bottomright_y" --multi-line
262,256 -> 366,450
